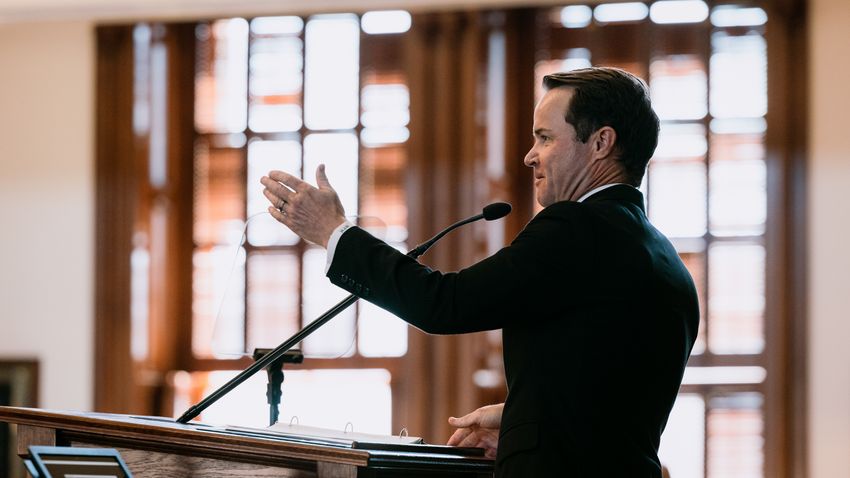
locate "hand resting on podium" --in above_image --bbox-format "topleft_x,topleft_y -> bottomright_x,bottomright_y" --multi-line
447,403 -> 503,458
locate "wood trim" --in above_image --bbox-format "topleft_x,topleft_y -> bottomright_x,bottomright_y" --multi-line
1,408 -> 368,468
764,2 -> 809,477
94,25 -> 138,414
165,22 -> 198,381
404,11 -> 494,443
501,8 -> 536,230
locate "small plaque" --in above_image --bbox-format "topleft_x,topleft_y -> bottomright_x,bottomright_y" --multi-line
27,446 -> 133,478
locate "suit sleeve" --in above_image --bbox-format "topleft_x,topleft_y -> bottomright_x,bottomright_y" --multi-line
326,204 -> 590,334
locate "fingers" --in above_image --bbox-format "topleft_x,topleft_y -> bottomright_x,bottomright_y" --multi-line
450,427 -> 499,453
267,205 -> 290,224
262,188 -> 287,210
315,164 -> 335,191
447,427 -> 473,447
456,431 -> 484,448
268,170 -> 311,193
447,411 -> 478,429
261,176 -> 296,206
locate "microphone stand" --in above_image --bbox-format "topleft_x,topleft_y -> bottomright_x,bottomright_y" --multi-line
176,211 -> 495,424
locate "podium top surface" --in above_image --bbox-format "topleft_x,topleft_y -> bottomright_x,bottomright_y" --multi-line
0,406 -> 372,467
0,406 -> 494,472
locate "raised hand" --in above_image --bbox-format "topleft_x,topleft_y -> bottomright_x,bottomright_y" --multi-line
260,164 -> 346,247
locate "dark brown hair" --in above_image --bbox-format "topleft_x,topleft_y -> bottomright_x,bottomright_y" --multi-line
543,67 -> 660,186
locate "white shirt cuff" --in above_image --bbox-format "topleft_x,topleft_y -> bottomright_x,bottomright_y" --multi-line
325,220 -> 356,274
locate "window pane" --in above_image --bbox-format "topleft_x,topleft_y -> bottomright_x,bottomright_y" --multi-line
130,245 -> 150,361
194,369 -> 392,434
361,82 -> 410,146
648,124 -> 707,238
194,139 -> 246,245
654,123 -> 708,158
659,394 -> 705,478
708,243 -> 765,354
302,248 -> 356,357
304,14 -> 360,130
359,300 -> 408,357
248,19 -> 303,133
648,160 -> 706,237
246,139 -> 301,246
708,393 -> 764,478
710,32 -> 766,119
710,6 -> 767,28
193,246 -> 246,357
650,55 -> 707,120
195,19 -> 249,133
650,0 -> 709,24
247,251 -> 300,352
594,3 -> 649,23
251,16 -> 304,35
361,10 -> 412,35
304,133 -> 359,216
709,125 -> 766,236
682,366 -> 766,385
560,5 -> 593,28
360,145 -> 408,243
679,251 -> 706,354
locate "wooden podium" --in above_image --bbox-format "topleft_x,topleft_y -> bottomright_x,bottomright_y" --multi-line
0,407 -> 494,477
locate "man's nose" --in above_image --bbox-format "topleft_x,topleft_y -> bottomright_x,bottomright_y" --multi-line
523,148 -> 536,167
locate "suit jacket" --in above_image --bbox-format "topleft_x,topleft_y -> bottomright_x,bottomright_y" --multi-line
328,185 -> 699,477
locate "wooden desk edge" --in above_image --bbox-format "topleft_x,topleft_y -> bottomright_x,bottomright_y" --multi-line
0,406 -> 370,468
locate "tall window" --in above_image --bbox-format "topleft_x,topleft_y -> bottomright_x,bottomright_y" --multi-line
536,3 -> 770,477
159,12 -> 413,433
100,1 -> 798,468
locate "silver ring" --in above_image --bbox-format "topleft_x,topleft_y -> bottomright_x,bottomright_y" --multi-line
278,199 -> 285,210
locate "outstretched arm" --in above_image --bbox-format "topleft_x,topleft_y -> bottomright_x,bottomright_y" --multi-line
447,403 -> 504,458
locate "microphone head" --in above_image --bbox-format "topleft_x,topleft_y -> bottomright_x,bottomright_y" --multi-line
482,202 -> 512,221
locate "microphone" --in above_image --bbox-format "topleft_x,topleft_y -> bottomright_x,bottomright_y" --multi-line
176,202 -> 512,424
407,202 -> 512,258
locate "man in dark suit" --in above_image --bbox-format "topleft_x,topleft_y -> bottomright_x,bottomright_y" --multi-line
261,67 -> 699,477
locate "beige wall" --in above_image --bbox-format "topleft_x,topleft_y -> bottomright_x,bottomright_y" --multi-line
808,0 -> 850,476
0,0 -> 849,475
0,21 -> 94,410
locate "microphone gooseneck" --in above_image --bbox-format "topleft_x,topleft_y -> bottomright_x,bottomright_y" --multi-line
407,202 -> 513,259
176,202 -> 512,424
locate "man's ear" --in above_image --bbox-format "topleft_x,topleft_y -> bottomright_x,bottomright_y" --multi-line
592,126 -> 618,160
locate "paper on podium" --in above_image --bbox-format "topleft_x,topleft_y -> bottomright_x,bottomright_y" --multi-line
224,422 -> 424,448
270,422 -> 424,445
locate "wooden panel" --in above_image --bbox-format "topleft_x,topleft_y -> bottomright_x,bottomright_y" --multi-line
404,10 -> 493,444
316,462 -> 357,478
16,425 -> 55,455
78,444 -> 315,478
94,25 -> 137,414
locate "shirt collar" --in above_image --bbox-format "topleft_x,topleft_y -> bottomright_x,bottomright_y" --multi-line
577,183 -> 633,203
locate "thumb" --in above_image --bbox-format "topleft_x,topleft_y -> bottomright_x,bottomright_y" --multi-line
448,411 -> 478,428
316,164 -> 334,191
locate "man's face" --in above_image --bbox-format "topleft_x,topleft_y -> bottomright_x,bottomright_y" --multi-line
524,88 -> 594,207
